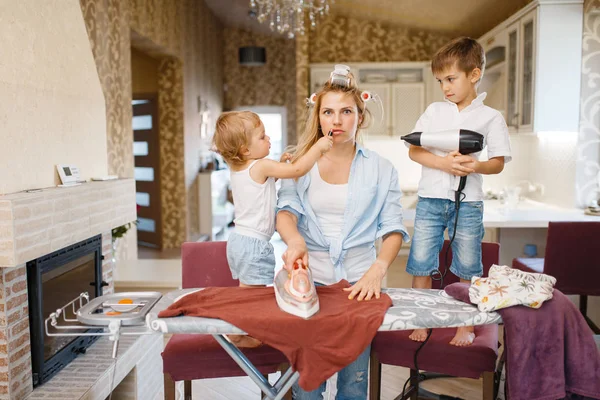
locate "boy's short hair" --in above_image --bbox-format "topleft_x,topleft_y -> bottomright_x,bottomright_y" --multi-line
212,111 -> 261,166
432,37 -> 486,77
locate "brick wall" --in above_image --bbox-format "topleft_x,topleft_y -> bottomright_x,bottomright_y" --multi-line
0,266 -> 31,400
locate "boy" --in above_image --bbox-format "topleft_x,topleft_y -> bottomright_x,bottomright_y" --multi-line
405,37 -> 512,346
212,111 -> 331,347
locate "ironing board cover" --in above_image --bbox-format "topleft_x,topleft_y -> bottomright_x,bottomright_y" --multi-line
147,288 -> 502,334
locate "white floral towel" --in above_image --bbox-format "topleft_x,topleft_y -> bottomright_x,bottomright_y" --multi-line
468,264 -> 556,312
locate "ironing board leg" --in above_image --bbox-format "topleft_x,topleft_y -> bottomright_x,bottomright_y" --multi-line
263,370 -> 299,400
213,334 -> 299,400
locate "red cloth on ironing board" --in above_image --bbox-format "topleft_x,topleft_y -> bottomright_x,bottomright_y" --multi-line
158,280 -> 391,391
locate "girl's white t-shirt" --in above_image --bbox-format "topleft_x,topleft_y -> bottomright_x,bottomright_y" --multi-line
230,160 -> 276,241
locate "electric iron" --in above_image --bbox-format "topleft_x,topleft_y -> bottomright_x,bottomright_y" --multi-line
274,259 -> 320,319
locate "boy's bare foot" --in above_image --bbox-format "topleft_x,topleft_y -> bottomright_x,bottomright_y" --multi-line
409,328 -> 429,342
450,326 -> 475,347
227,334 -> 262,348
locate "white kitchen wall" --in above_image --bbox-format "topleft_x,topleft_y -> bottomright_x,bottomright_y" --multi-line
530,132 -> 578,208
364,133 -> 576,208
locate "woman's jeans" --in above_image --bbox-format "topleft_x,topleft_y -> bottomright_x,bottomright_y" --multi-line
291,345 -> 371,400
291,281 -> 370,400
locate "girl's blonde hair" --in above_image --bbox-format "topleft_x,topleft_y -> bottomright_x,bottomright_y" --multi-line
212,111 -> 261,166
291,71 -> 370,162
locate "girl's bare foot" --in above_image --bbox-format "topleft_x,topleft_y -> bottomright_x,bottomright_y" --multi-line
450,326 -> 475,347
227,335 -> 262,348
409,328 -> 429,342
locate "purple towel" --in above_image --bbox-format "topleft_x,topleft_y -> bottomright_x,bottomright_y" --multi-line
445,283 -> 600,400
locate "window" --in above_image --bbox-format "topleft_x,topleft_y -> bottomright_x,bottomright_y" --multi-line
235,106 -> 287,161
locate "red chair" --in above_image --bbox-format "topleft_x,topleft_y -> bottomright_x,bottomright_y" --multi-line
512,221 -> 600,333
162,241 -> 289,400
370,241 -> 501,400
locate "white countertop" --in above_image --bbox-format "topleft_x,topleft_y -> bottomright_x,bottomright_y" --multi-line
401,198 -> 600,228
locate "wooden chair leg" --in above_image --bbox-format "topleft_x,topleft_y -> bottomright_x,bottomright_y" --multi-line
369,352 -> 381,400
580,295 -> 588,316
163,373 -> 176,400
409,369 -> 419,400
579,295 -> 600,333
483,371 -> 495,400
279,364 -> 294,400
184,380 -> 192,400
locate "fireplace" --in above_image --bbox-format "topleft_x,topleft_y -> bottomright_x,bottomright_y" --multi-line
26,235 -> 107,387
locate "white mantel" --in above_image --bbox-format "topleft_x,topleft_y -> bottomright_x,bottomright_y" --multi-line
0,179 -> 136,268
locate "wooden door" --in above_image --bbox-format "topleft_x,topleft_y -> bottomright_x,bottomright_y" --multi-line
132,95 -> 162,248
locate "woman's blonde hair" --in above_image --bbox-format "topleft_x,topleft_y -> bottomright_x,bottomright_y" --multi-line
291,71 -> 370,162
212,111 -> 261,166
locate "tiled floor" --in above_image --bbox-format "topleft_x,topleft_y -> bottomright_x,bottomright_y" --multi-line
115,237 -> 486,400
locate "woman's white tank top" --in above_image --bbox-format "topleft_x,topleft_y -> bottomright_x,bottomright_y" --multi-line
307,164 -> 374,284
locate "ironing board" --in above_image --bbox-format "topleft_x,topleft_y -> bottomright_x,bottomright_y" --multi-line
147,288 -> 502,400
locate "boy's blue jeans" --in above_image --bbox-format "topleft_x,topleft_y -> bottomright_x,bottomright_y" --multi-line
291,281 -> 370,400
406,196 -> 485,280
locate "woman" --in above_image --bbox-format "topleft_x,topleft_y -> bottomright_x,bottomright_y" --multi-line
276,65 -> 410,399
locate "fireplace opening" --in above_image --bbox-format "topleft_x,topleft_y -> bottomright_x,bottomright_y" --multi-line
27,235 -> 107,387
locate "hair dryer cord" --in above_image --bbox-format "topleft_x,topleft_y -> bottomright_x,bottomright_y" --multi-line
400,180 -> 467,399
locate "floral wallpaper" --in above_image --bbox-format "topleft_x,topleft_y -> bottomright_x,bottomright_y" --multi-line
158,58 -> 186,248
129,0 -> 182,58
223,29 -> 296,146
80,0 -> 133,179
80,0 -> 138,259
81,0 -> 223,249
295,33 -> 310,140
576,0 -> 600,207
309,15 -> 453,63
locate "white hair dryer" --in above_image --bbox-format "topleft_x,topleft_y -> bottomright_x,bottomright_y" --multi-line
401,129 -> 485,194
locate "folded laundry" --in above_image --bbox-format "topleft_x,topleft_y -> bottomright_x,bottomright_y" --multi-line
469,264 -> 556,312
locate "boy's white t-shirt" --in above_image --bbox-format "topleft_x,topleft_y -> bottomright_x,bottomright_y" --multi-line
409,92 -> 512,202
230,160 -> 276,241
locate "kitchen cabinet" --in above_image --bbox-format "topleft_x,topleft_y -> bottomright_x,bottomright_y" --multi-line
505,9 -> 536,132
479,0 -> 583,134
359,82 -> 425,137
310,62 -> 432,137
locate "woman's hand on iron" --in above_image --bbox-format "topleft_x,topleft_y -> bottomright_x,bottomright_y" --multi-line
282,238 -> 308,272
343,260 -> 388,301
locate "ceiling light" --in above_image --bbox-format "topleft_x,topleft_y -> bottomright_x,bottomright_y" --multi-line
249,0 -> 333,39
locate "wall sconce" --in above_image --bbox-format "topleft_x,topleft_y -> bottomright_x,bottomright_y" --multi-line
197,95 -> 211,139
239,46 -> 266,66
